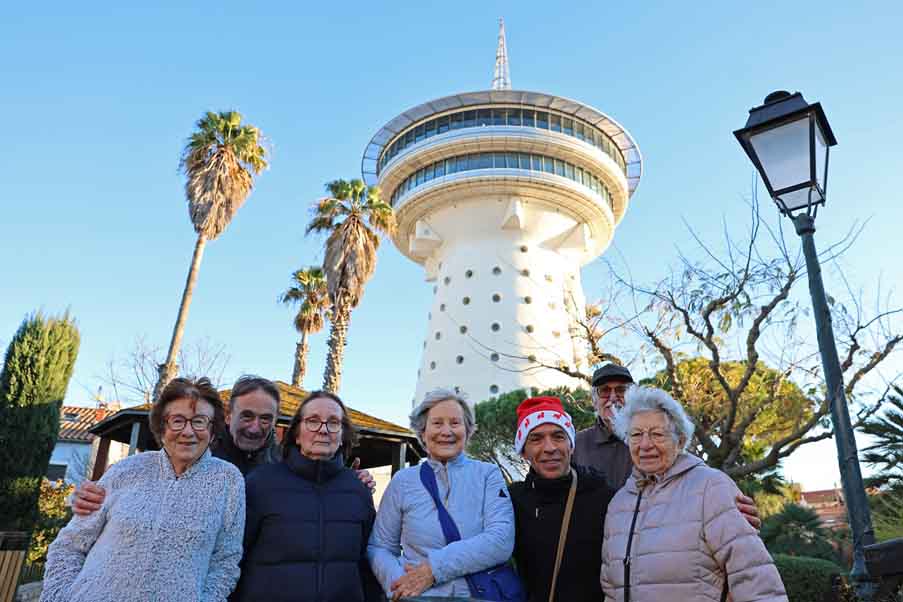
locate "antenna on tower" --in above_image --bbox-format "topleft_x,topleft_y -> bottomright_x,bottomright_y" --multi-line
491,18 -> 511,91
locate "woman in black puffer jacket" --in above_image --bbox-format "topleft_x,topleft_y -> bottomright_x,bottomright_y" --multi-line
232,391 -> 382,602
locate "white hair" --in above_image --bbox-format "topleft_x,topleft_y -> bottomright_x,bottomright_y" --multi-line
613,386 -> 695,451
409,388 -> 476,446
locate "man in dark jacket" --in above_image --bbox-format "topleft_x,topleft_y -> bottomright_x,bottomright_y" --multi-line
509,396 -> 616,602
573,363 -> 634,489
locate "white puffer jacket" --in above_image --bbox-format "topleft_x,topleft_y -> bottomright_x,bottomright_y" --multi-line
601,453 -> 787,602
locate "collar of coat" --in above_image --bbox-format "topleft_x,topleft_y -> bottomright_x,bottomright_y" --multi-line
285,446 -> 346,482
590,418 -> 622,445
215,426 -> 279,462
158,448 -> 213,480
625,452 -> 705,493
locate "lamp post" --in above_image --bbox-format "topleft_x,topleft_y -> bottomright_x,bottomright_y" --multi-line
734,91 -> 877,601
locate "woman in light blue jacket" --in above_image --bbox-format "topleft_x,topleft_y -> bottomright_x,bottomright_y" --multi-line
368,388 -> 515,600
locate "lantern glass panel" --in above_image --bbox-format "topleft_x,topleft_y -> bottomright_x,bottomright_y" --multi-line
748,115 -> 811,192
814,122 -> 828,194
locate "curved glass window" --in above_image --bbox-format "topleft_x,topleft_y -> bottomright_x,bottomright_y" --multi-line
389,151 -> 613,210
378,106 -> 627,175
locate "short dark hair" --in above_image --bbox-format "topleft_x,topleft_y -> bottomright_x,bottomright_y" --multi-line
229,375 -> 280,412
149,377 -> 225,445
282,390 -> 358,461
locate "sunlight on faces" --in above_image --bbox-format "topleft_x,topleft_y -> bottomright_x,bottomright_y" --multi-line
230,389 -> 278,451
296,396 -> 343,461
520,423 -> 572,480
594,379 -> 630,427
162,397 -> 215,473
423,400 -> 467,462
627,410 -> 681,477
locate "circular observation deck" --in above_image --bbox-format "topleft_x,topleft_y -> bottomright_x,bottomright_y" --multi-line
361,90 -> 643,265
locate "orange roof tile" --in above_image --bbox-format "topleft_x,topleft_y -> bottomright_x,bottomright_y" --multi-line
58,406 -> 112,442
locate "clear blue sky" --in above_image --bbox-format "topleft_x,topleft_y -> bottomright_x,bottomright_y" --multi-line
3,1 -> 901,489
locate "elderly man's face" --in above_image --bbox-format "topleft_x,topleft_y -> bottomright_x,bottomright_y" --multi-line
593,378 -> 631,427
230,389 -> 278,452
521,423 -> 572,480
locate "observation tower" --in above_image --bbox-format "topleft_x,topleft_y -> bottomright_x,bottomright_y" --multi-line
361,20 -> 642,405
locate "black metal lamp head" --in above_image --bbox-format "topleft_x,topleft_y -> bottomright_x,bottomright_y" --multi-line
734,91 -> 838,217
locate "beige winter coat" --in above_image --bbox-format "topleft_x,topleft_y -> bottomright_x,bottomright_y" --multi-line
601,453 -> 787,602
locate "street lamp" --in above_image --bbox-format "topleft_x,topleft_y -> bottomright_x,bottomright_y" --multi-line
735,91 -> 877,601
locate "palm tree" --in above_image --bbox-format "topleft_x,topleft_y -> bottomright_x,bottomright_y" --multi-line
280,267 -> 330,388
861,386 -> 903,489
153,111 -> 268,399
306,179 -> 395,393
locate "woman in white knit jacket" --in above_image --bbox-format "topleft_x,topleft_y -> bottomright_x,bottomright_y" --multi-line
600,386 -> 787,602
41,377 -> 245,602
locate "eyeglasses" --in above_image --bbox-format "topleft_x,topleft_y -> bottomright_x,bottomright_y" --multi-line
628,429 -> 670,444
165,414 -> 212,433
594,384 -> 629,399
302,417 -> 342,433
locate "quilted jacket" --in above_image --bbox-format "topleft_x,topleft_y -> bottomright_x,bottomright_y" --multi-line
601,453 -> 787,602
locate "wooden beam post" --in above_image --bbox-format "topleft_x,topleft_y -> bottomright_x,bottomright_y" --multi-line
391,442 -> 407,476
91,437 -> 111,481
127,422 -> 141,456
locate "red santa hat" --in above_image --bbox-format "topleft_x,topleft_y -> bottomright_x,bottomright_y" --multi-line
514,396 -> 576,454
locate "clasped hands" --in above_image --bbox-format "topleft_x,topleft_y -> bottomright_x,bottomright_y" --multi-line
390,560 -> 434,600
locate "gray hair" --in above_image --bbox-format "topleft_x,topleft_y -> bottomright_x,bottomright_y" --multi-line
409,388 -> 476,446
613,385 -> 695,451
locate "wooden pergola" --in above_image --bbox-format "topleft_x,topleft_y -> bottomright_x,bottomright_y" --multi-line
89,381 -> 422,480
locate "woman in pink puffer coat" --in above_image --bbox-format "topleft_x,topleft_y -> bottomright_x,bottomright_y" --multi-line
600,386 -> 788,602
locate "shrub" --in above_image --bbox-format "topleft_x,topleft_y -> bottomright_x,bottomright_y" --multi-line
28,479 -> 74,564
0,312 -> 80,533
773,554 -> 847,602
761,503 -> 840,563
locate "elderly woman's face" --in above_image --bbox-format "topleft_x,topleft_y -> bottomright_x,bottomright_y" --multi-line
162,397 -> 215,473
295,397 -> 343,461
627,410 -> 680,476
423,400 -> 467,462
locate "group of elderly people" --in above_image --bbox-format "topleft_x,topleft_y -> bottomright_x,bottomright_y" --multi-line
41,365 -> 789,602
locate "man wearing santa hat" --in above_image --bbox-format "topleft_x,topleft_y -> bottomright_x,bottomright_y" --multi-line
509,396 -> 616,602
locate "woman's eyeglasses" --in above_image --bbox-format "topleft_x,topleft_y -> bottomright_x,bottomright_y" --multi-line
302,418 -> 342,433
164,414 -> 212,432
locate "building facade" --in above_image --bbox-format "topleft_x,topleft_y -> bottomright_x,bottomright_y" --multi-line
362,21 -> 642,405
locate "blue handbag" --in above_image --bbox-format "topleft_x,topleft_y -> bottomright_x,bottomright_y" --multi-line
419,462 -> 526,602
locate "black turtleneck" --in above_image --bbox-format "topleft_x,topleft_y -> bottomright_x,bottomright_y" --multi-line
509,463 -> 617,602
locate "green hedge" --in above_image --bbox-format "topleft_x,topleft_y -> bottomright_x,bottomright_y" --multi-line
773,554 -> 847,602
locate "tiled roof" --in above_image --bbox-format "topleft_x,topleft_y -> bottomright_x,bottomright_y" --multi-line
58,406 -> 112,442
219,381 -> 414,437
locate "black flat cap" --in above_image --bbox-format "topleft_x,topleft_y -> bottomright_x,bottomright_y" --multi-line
591,363 -> 634,386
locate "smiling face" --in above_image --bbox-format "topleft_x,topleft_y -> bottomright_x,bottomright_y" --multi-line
162,397 -> 215,474
423,399 -> 467,463
230,389 -> 278,451
295,396 -> 343,461
521,423 -> 572,480
627,410 -> 681,477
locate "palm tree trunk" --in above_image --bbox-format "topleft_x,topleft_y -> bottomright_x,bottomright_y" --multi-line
154,234 -> 207,400
322,298 -> 350,394
292,332 -> 309,388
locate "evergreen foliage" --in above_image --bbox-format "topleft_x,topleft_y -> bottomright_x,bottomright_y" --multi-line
861,386 -> 903,489
27,479 -> 74,563
0,312 -> 80,532
772,554 -> 849,602
761,503 -> 840,563
466,387 -> 595,482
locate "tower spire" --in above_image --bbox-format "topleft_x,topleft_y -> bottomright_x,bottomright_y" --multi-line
491,18 -> 511,91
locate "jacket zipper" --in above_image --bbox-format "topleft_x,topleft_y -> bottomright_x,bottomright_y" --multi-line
317,466 -> 326,601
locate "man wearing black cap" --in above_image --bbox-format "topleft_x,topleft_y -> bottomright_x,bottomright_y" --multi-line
573,363 -> 635,490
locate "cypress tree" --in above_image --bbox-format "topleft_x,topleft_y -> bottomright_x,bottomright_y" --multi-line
0,312 -> 80,532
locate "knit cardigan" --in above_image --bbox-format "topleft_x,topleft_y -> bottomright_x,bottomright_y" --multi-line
41,449 -> 245,602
